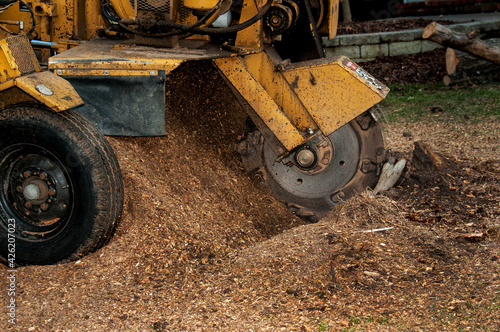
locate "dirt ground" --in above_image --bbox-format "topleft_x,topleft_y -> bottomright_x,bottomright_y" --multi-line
337,18 -> 459,35
2,21 -> 500,332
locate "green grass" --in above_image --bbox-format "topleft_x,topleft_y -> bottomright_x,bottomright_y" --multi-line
340,314 -> 390,331
379,83 -> 500,122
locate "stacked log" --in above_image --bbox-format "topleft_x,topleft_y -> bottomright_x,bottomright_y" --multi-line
423,22 -> 500,85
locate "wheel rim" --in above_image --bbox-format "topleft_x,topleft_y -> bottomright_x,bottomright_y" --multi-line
0,144 -> 74,241
263,124 -> 360,199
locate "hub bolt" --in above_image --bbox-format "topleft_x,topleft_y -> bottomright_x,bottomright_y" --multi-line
296,149 -> 315,168
40,203 -> 48,211
23,183 -> 41,200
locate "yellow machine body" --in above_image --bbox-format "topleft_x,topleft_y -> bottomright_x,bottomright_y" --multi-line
0,0 -> 390,263
0,0 -> 339,49
0,34 -> 82,111
1,0 -> 386,153
183,0 -> 219,11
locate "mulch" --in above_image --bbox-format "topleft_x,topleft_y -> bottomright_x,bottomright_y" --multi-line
2,19 -> 498,332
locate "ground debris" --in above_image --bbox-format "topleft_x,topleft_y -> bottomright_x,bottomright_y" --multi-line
2,62 -> 499,332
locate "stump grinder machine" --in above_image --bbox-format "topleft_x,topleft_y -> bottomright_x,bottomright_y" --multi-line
0,0 -> 389,265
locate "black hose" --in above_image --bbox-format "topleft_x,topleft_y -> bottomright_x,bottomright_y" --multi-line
119,0 -> 272,37
2,0 -> 35,36
303,0 -> 325,58
101,1 -> 121,23
20,0 -> 35,35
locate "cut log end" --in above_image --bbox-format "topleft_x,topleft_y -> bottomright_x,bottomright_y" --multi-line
422,22 -> 437,39
423,22 -> 500,65
446,48 -> 459,74
443,75 -> 452,86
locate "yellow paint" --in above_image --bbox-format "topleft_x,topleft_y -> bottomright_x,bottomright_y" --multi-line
234,0 -> 264,50
0,79 -> 15,91
0,39 -> 20,83
53,69 -> 159,76
85,0 -> 107,40
215,52 -> 388,152
184,0 -> 219,10
32,2 -> 58,17
48,38 -> 219,73
282,56 -> 389,136
242,51 -> 318,132
0,0 -> 387,155
109,0 -> 135,19
0,0 -> 108,50
0,82 -> 39,109
14,71 -> 83,112
214,56 -> 305,152
328,0 -> 340,39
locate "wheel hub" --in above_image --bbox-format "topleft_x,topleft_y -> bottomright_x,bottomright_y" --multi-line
23,179 -> 49,202
4,151 -> 71,226
264,126 -> 359,198
295,148 -> 316,168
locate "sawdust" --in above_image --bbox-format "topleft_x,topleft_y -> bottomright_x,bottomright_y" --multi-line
1,56 -> 499,332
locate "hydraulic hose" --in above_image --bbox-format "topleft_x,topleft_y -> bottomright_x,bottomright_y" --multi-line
303,0 -> 325,58
0,0 -> 35,36
118,0 -> 272,37
101,0 -> 121,23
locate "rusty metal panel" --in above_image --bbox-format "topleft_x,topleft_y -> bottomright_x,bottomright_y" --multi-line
49,38 -> 232,72
14,71 -> 83,112
282,56 -> 389,136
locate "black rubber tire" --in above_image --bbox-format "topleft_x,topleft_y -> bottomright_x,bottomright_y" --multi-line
239,111 -> 385,222
0,105 -> 124,266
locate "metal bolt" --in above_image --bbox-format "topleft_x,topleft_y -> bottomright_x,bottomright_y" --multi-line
296,149 -> 315,168
103,70 -> 109,75
307,127 -> 314,135
24,202 -> 32,209
16,186 -> 23,193
23,171 -> 31,178
149,70 -> 156,76
39,172 -> 47,180
40,203 -> 48,211
56,70 -> 62,75
48,188 -> 56,196
23,184 -> 41,200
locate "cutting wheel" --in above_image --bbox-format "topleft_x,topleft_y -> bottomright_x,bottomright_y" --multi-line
239,111 -> 385,222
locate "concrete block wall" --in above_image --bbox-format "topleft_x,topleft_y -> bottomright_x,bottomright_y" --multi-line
324,19 -> 500,62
